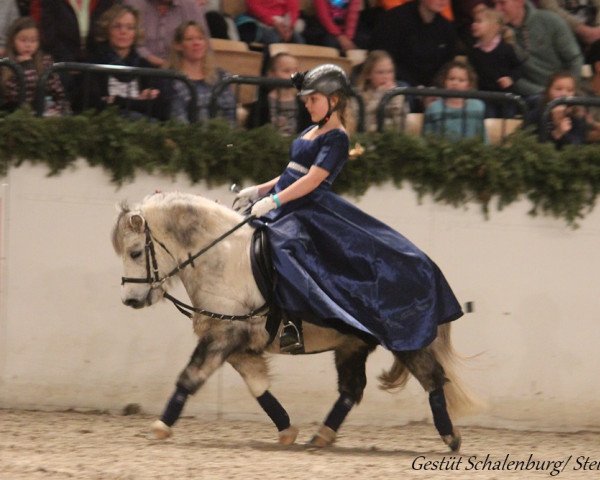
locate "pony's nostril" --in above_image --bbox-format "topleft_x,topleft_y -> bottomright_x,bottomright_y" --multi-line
124,298 -> 144,309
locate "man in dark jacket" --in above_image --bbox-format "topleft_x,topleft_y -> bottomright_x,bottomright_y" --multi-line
369,0 -> 457,86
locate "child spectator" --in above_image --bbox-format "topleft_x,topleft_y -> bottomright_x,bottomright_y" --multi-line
168,20 -> 236,123
303,0 -> 362,53
2,16 -> 69,115
80,4 -> 169,120
246,52 -> 310,134
525,71 -> 588,147
353,49 -> 408,132
467,7 -> 522,116
424,60 -> 487,141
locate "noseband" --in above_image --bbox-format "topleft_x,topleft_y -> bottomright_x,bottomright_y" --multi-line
121,216 -> 268,320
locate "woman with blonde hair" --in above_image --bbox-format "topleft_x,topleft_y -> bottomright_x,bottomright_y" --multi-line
168,20 -> 235,123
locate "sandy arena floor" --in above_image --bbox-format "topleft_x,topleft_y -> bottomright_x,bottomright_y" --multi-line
1,409 -> 599,479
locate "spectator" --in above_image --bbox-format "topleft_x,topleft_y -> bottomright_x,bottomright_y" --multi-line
123,0 -> 210,68
369,0 -> 457,87
382,0 -> 454,20
168,20 -> 236,123
77,4 -> 169,120
1,16 -> 69,115
467,7 -> 522,116
302,0 -> 362,53
494,0 -> 584,98
1,0 -> 20,57
236,0 -> 304,45
525,71 -> 587,147
452,0 -> 493,46
197,0 -> 239,40
538,0 -> 600,48
40,0 -> 116,63
353,49 -> 408,132
16,0 -> 32,16
424,60 -> 487,141
247,52 -> 310,134
580,39 -> 600,140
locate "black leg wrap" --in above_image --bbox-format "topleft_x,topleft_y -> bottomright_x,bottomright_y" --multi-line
256,390 -> 290,432
324,393 -> 355,432
161,385 -> 191,427
429,387 -> 453,436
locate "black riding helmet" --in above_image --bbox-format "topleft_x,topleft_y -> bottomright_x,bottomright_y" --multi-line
291,64 -> 351,128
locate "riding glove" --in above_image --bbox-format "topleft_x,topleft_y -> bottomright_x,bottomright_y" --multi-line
233,185 -> 259,212
251,195 -> 278,217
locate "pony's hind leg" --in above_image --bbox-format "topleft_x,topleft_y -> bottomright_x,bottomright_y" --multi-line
394,348 -> 461,452
151,329 -> 244,440
309,343 -> 374,447
227,352 -> 298,445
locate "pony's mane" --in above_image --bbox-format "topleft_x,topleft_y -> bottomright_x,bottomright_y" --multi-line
139,191 -> 241,222
112,192 -> 243,254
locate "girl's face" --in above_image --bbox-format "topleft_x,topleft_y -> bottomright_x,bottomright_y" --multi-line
271,55 -> 299,80
178,25 -> 207,61
368,57 -> 395,89
471,15 -> 499,39
444,67 -> 471,91
109,12 -> 137,51
548,77 -> 576,99
13,27 -> 39,60
302,92 -> 332,122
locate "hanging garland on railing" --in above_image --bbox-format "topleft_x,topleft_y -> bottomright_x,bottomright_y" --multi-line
0,108 -> 599,226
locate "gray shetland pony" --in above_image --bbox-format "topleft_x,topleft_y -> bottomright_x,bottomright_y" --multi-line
112,191 -> 475,450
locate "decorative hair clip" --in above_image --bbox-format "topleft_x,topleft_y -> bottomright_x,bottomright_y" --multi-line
290,71 -> 306,91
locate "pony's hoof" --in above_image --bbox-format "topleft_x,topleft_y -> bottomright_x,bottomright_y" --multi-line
150,420 -> 172,440
308,425 -> 337,447
278,425 -> 299,446
442,429 -> 461,452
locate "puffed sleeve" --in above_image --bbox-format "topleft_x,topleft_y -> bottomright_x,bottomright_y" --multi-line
313,130 -> 349,173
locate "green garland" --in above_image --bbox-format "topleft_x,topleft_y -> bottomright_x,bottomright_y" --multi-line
1,108 -> 599,226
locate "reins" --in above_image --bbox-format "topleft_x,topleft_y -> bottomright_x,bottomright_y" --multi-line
121,214 -> 269,321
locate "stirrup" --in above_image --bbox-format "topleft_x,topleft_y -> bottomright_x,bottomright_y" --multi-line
280,322 -> 303,354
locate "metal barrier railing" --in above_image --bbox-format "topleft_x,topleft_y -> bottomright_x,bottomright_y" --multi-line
0,58 -> 26,110
210,75 -> 365,131
540,96 -> 600,142
376,87 -> 527,140
35,62 -> 199,122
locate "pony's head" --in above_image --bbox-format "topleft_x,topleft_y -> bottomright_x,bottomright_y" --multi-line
112,192 -> 245,310
112,201 -> 171,308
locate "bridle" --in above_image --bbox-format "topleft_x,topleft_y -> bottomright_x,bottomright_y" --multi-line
121,215 -> 268,320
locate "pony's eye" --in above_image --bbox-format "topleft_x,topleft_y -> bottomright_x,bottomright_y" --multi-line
130,250 -> 143,260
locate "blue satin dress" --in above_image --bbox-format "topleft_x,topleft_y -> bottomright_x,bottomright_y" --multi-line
259,127 -> 463,351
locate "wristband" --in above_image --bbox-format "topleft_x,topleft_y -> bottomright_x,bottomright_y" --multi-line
271,193 -> 281,208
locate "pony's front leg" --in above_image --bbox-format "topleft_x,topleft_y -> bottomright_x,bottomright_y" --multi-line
151,331 -> 240,440
227,352 -> 298,445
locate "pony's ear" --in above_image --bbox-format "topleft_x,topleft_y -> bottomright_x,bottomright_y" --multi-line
129,213 -> 145,233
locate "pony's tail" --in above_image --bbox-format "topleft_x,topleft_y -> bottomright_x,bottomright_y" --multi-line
378,324 -> 484,419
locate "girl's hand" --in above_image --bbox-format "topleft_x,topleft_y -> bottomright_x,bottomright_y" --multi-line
497,76 -> 513,89
251,195 -> 278,217
233,185 -> 260,211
